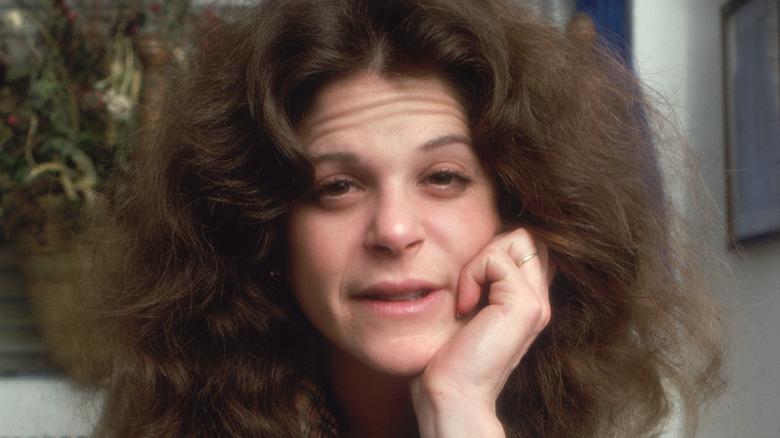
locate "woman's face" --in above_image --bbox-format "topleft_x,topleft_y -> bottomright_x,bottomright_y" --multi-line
287,72 -> 502,376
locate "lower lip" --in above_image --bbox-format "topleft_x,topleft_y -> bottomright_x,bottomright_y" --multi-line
353,289 -> 446,318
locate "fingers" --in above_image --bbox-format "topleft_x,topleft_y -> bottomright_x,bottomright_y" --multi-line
447,228 -> 552,388
411,227 -> 554,424
456,228 -> 552,318
516,251 -> 538,267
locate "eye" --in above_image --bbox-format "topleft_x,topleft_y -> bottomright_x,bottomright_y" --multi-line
428,171 -> 456,185
311,175 -> 362,206
320,179 -> 352,197
421,167 -> 472,195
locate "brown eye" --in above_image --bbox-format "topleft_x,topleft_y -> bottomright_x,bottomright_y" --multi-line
428,172 -> 455,185
421,168 -> 472,198
311,175 -> 363,208
322,181 -> 352,196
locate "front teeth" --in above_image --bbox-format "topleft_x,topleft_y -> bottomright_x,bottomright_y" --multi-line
371,290 -> 430,301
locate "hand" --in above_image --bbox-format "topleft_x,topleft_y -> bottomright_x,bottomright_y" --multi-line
410,228 -> 554,438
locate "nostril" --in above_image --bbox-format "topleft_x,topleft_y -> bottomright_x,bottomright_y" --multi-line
367,235 -> 424,256
404,239 -> 423,251
371,243 -> 393,254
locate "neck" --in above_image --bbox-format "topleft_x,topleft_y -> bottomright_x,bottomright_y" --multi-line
325,348 -> 419,438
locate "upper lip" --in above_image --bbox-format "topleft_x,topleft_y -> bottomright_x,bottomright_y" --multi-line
355,279 -> 442,298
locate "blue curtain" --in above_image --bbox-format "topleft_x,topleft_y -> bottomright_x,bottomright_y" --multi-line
576,0 -> 630,66
576,0 -> 663,201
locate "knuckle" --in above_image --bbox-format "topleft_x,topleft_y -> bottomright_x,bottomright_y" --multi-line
508,227 -> 532,243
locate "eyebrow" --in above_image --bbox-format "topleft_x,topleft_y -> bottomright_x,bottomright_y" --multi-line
311,134 -> 472,164
419,134 -> 472,152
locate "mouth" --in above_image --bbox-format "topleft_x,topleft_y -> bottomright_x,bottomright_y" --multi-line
354,280 -> 444,315
361,289 -> 433,302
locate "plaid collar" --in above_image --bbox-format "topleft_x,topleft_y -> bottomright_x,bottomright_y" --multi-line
296,371 -> 341,437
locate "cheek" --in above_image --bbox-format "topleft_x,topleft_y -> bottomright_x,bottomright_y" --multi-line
461,196 -> 502,254
429,199 -> 501,264
456,189 -> 502,236
286,211 -> 317,292
286,210 -> 351,293
462,213 -> 501,252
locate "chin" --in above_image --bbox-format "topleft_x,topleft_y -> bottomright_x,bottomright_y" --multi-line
368,353 -> 434,377
323,307 -> 469,378
354,328 -> 459,377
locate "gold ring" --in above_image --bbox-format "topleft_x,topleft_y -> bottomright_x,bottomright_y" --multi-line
517,252 -> 538,267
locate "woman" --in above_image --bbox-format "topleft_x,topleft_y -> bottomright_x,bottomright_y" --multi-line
93,0 -> 724,436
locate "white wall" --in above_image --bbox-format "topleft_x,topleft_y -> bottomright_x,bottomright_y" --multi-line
0,377 -> 99,436
632,1 -> 780,437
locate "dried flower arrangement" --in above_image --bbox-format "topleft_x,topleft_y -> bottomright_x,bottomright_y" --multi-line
0,0 -> 200,381
0,0 -> 195,239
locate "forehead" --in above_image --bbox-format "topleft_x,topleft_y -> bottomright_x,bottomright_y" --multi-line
297,72 -> 468,145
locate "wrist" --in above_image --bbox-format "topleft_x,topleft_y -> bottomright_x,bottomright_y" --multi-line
411,381 -> 505,438
417,405 -> 505,438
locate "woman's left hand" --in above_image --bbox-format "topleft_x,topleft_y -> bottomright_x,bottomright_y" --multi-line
410,228 -> 554,438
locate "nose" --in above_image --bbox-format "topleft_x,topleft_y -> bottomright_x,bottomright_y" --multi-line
365,189 -> 425,256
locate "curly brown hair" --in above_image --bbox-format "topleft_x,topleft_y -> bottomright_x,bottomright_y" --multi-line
91,0 -> 725,436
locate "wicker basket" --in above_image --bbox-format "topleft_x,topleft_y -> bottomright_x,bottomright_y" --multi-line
12,194 -> 110,384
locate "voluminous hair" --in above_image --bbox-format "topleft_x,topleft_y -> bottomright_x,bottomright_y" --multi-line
92,0 -> 725,436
